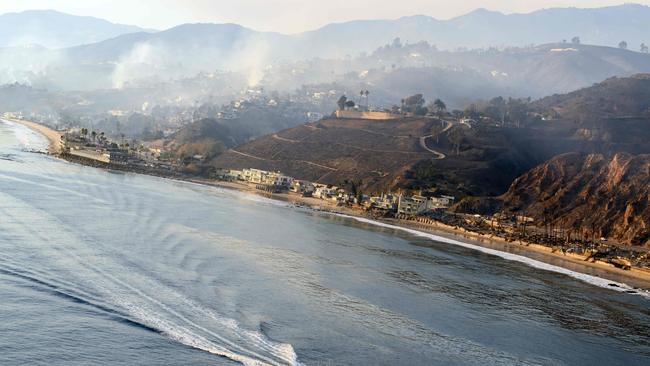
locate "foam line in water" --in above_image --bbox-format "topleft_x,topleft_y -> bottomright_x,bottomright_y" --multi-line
0,193 -> 302,366
337,214 -> 650,300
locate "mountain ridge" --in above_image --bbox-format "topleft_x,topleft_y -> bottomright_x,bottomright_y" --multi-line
0,9 -> 153,48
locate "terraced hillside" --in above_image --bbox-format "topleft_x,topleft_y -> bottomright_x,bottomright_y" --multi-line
212,117 -> 441,192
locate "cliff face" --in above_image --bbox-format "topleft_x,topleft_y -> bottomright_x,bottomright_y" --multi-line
500,152 -> 650,245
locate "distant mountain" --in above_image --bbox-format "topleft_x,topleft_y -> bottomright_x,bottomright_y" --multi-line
2,4 -> 650,90
3,4 -> 650,53
0,10 -> 152,48
60,3 -> 650,63
313,43 -> 650,108
298,4 -> 650,53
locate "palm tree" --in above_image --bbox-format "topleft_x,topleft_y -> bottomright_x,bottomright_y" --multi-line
91,131 -> 97,143
364,90 -> 370,109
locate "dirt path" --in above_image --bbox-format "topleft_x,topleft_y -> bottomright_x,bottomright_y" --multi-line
229,149 -> 337,171
271,134 -> 299,143
418,120 -> 453,159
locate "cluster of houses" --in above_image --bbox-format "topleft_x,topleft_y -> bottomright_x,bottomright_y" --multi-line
215,168 -> 454,216
63,130 -> 130,164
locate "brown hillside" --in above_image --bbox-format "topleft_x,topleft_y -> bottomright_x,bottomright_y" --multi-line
212,75 -> 650,198
499,153 -> 650,246
213,117 -> 438,192
535,74 -> 650,121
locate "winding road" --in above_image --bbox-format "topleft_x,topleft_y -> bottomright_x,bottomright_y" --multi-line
418,120 -> 453,160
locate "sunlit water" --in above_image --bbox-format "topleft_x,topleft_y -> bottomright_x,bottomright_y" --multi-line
1,119 -> 649,366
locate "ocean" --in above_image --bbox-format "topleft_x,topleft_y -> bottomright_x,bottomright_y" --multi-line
1,119 -> 649,365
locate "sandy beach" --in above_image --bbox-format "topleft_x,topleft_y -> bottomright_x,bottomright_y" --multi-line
5,118 -> 63,154
13,119 -> 650,290
192,179 -> 650,290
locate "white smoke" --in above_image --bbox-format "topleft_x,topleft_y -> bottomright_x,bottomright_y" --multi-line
0,45 -> 63,86
226,36 -> 272,87
112,42 -> 174,88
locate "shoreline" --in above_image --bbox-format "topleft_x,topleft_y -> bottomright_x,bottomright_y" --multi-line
10,118 -> 650,291
4,118 -> 63,154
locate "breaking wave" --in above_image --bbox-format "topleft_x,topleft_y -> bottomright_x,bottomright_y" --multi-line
337,214 -> 650,300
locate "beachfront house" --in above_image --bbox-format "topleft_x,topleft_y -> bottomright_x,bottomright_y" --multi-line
313,185 -> 338,200
242,168 -> 294,188
397,194 -> 456,216
215,169 -> 244,181
367,193 -> 399,211
290,180 -> 315,195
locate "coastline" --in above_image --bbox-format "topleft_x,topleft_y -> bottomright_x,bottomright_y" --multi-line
181,179 -> 650,291
4,118 -> 63,154
11,119 -> 650,291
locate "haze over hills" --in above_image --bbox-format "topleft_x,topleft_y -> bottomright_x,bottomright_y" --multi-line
1,4 -> 650,92
0,10 -> 153,48
297,3 -> 650,53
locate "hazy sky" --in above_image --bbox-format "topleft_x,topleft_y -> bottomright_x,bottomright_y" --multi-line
0,0 -> 648,33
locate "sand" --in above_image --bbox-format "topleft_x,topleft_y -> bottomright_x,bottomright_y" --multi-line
194,180 -> 650,289
6,118 -> 63,154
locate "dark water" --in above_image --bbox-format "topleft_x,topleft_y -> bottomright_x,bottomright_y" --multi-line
1,119 -> 649,366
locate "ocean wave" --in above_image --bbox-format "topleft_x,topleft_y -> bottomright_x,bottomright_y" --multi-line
337,214 -> 650,300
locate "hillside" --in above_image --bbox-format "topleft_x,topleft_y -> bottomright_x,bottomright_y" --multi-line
212,74 -> 650,197
212,117 -> 438,192
498,153 -> 649,246
534,74 -> 650,120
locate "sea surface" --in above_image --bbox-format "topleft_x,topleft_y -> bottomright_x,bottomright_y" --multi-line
1,119 -> 650,366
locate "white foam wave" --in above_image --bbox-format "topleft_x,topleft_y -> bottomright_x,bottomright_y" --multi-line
338,214 -> 650,300
0,192 -> 301,366
0,119 -> 48,151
